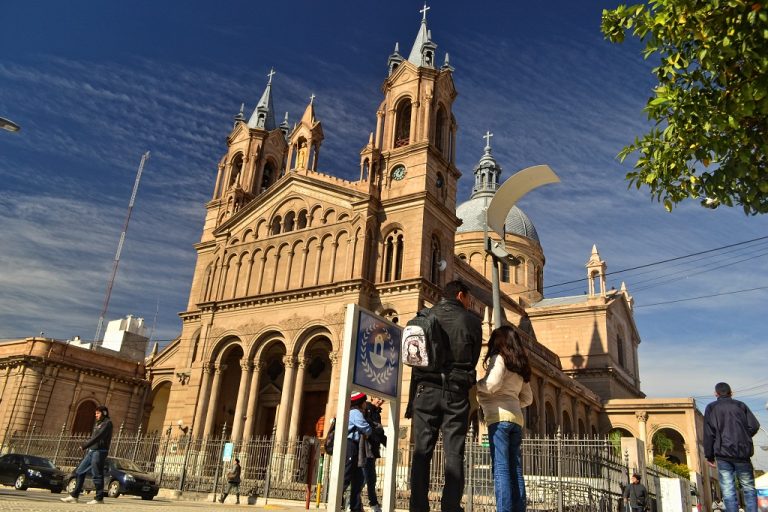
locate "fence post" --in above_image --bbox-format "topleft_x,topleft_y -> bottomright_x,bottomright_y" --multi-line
211,423 -> 228,502
52,423 -> 66,465
131,424 -> 142,462
466,424 -> 474,512
557,426 -> 563,512
178,427 -> 192,492
157,425 -> 173,487
113,422 -> 125,456
25,423 -> 36,453
263,423 -> 277,505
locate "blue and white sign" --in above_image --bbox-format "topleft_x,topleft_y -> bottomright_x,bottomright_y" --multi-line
222,442 -> 234,462
352,309 -> 401,399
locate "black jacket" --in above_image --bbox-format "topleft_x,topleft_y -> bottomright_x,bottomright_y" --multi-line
227,463 -> 241,484
414,298 -> 482,390
704,396 -> 760,462
623,483 -> 647,509
82,417 -> 113,451
363,402 -> 386,459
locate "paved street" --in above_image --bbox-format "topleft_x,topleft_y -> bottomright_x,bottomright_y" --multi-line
0,489 -> 320,511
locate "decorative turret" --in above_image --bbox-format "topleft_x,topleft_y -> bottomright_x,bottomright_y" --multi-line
586,245 -> 607,298
279,111 -> 290,139
247,68 -> 277,131
287,95 -> 324,171
408,3 -> 438,68
470,131 -> 502,199
387,42 -> 405,75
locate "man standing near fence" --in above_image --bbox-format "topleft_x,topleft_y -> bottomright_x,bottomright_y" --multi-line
61,405 -> 113,505
704,382 -> 760,512
219,457 -> 242,504
623,473 -> 648,512
408,280 -> 483,512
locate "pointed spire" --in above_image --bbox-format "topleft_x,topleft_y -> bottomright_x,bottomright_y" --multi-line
301,94 -> 316,125
388,41 -> 405,75
234,103 -> 245,122
248,68 -> 277,130
408,2 -> 438,68
279,111 -> 290,138
441,52 -> 454,71
470,131 -> 502,199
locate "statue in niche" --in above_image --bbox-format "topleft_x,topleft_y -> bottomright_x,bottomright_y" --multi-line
296,141 -> 308,168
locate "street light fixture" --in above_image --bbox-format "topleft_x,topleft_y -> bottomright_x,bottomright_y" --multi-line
0,117 -> 21,132
484,164 -> 560,329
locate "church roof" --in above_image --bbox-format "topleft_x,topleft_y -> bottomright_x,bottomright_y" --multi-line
248,69 -> 277,130
407,3 -> 437,68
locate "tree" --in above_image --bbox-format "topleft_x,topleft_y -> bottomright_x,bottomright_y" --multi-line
601,0 -> 768,214
652,430 -> 675,457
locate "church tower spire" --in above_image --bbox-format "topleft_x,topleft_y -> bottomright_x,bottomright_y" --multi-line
248,68 -> 277,131
408,2 -> 437,68
287,94 -> 324,171
470,131 -> 502,199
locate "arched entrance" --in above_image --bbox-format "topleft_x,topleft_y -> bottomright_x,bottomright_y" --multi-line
212,344 -> 245,433
297,337 -> 332,438
72,400 -> 97,434
253,342 -> 286,437
653,428 -> 688,465
545,402 -> 557,435
144,381 -> 172,434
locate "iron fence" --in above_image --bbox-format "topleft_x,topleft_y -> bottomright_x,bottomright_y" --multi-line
5,425 -> 687,511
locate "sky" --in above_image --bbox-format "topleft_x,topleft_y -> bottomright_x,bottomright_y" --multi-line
1,1 -> 766,467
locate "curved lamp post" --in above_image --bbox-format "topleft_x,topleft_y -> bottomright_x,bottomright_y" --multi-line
0,117 -> 21,132
485,164 -> 560,329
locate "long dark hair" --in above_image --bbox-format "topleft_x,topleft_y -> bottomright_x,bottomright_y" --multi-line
483,326 -> 531,382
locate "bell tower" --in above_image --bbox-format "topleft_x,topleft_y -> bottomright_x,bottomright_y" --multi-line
365,4 -> 462,290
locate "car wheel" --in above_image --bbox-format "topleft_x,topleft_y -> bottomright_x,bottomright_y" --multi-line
66,478 -> 77,494
51,487 -> 63,494
107,480 -> 121,498
141,495 -> 153,500
14,474 -> 28,490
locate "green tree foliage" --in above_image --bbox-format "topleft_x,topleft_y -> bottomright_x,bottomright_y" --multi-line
602,0 -> 768,214
653,454 -> 692,479
652,431 -> 675,456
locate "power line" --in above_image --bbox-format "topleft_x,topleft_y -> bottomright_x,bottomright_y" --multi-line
636,285 -> 768,308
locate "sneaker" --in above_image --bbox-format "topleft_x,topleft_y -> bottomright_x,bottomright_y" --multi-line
86,499 -> 104,505
371,505 -> 382,512
60,496 -> 78,503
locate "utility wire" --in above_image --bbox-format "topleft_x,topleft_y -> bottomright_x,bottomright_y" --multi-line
636,285 -> 768,308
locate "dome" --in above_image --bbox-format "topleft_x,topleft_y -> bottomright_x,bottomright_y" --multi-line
456,196 -> 539,242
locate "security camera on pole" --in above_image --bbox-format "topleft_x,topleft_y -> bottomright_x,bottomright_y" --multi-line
484,164 -> 560,329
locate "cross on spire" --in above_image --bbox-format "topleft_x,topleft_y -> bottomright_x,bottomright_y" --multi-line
267,68 -> 276,84
420,2 -> 430,21
309,93 -> 316,105
483,130 -> 494,148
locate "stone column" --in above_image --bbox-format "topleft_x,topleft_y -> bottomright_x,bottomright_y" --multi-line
231,261 -> 242,299
537,377 -> 546,436
328,242 -> 339,282
636,411 -> 650,462
244,255 -> 255,296
283,250 -> 295,290
193,365 -> 213,436
203,365 -> 224,437
269,252 -> 280,293
231,362 -> 252,441
242,362 -> 262,440
422,94 -> 433,142
323,351 -> 340,435
298,248 -> 309,287
217,263 -> 230,299
256,255 -> 267,294
275,356 -> 296,444
287,357 -> 309,441
313,247 -> 323,285
374,110 -> 384,149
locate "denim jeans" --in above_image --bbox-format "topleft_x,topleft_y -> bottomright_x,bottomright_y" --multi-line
71,449 -> 107,500
717,459 -> 757,512
363,457 -> 379,506
342,439 -> 364,512
488,421 -> 526,512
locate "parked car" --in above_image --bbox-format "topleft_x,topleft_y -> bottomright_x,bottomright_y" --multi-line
66,456 -> 159,500
0,453 -> 66,492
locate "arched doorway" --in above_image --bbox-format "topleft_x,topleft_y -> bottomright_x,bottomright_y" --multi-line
562,410 -> 573,435
653,428 -> 688,465
298,337 -> 332,438
72,400 -> 97,434
545,402 -> 557,435
144,381 -> 172,434
253,342 -> 287,437
212,344 -> 245,433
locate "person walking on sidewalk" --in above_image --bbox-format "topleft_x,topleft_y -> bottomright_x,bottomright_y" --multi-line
623,473 -> 648,512
362,397 -> 386,512
61,405 -> 113,505
343,391 -> 372,512
219,457 -> 242,504
704,382 -> 760,512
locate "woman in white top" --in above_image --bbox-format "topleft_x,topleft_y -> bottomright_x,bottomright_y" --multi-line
477,326 -> 533,512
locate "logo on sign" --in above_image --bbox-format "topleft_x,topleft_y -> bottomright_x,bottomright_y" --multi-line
359,322 -> 397,386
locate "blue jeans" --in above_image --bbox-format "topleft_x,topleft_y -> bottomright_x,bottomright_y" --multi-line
71,449 -> 107,500
717,459 -> 757,512
488,421 -> 526,512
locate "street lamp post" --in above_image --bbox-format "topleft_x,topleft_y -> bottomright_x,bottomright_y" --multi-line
484,165 -> 560,329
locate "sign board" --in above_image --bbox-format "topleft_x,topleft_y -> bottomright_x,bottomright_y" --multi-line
222,442 -> 234,462
327,304 -> 403,512
352,307 -> 401,399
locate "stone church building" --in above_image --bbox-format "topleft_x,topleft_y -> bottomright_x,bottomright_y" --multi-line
144,9 -> 713,504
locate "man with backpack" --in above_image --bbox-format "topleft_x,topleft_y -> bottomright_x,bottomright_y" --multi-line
408,280 -> 482,512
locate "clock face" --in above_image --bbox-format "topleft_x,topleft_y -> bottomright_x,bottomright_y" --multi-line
391,165 -> 406,181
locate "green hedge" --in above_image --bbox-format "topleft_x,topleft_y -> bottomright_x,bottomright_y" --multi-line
653,455 -> 691,479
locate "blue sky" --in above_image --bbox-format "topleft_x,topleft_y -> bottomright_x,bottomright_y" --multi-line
1,1 -> 767,465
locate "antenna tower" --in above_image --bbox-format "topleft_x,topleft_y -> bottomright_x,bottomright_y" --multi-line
94,151 -> 150,342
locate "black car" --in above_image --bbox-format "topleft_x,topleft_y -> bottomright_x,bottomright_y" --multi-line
0,453 -> 66,492
66,456 -> 159,500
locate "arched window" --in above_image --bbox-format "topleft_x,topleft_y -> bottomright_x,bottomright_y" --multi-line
261,162 -> 275,191
430,236 -> 441,285
229,154 -> 243,188
515,257 -> 525,285
394,99 -> 412,148
383,230 -> 404,281
271,215 -> 282,235
616,335 -> 625,368
284,211 -> 295,232
535,265 -> 543,291
297,210 -> 308,229
501,263 -> 510,283
435,107 -> 447,153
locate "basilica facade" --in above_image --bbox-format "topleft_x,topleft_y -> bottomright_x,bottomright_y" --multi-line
144,10 -> 711,502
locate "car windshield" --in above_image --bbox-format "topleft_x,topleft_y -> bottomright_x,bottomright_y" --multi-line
111,458 -> 141,472
23,456 -> 56,468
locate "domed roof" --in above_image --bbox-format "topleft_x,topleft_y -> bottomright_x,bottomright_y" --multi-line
456,197 -> 540,242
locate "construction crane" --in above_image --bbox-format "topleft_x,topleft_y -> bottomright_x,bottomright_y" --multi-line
94,151 -> 150,342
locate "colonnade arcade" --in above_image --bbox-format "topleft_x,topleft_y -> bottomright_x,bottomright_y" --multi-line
192,330 -> 335,442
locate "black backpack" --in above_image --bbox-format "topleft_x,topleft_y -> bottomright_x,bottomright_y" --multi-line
402,308 -> 450,373
323,418 -> 336,455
